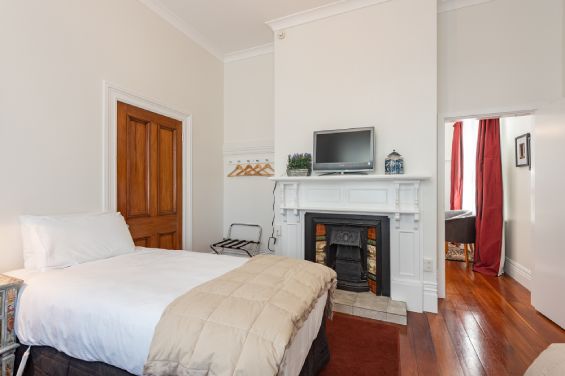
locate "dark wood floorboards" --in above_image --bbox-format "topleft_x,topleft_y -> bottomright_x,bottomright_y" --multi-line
399,261 -> 565,376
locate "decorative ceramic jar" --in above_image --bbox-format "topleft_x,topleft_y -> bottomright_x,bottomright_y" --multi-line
385,150 -> 404,175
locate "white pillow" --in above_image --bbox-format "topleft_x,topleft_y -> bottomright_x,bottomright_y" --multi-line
20,212 -> 135,270
20,215 -> 45,270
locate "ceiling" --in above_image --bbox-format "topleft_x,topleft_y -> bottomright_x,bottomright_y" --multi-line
141,0 -> 490,60
142,0 -> 338,58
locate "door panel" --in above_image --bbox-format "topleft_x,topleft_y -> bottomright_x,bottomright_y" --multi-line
117,102 -> 183,250
159,232 -> 175,249
133,236 -> 150,248
126,117 -> 151,218
157,125 -> 177,215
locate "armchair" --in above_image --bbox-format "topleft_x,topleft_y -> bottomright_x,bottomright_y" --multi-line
445,211 -> 475,265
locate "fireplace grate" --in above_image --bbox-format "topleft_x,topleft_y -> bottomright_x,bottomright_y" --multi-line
305,213 -> 390,297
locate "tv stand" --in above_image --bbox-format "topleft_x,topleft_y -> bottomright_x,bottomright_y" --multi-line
318,171 -> 369,176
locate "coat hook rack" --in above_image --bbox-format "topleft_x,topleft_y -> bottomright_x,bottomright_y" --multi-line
227,158 -> 274,177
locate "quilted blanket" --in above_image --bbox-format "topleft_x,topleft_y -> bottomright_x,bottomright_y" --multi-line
144,255 -> 337,376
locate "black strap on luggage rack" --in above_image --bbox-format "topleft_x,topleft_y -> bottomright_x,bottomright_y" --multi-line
210,223 -> 262,257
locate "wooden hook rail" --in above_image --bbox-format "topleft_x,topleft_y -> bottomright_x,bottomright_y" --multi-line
227,159 -> 274,177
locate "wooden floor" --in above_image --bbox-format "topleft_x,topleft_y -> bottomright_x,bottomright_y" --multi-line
399,261 -> 565,376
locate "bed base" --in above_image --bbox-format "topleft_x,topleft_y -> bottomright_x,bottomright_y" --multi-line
15,316 -> 329,376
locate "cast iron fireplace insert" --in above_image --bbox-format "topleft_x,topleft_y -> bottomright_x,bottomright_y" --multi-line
304,213 -> 390,297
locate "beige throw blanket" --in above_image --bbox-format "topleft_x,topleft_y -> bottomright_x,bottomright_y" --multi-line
144,255 -> 337,376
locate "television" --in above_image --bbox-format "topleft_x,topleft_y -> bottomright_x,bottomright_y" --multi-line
313,127 -> 375,173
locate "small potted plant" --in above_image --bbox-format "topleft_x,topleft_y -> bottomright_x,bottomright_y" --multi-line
287,153 -> 312,176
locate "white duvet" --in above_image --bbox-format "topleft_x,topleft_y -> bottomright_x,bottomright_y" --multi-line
10,248 -> 246,374
7,248 -> 326,376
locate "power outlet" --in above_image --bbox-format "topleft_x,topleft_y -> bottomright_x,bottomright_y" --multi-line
423,258 -> 434,272
274,225 -> 282,237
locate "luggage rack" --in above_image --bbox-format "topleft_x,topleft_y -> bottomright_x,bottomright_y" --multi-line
210,223 -> 262,257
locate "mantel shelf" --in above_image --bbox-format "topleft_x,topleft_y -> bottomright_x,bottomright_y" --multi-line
279,206 -> 420,215
270,174 -> 431,182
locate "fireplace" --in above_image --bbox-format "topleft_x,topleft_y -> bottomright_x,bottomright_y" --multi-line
305,213 -> 390,296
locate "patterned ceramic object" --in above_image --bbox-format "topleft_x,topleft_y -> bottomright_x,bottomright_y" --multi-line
385,150 -> 404,175
368,245 -> 377,275
1,354 -> 14,376
367,229 -> 378,293
0,275 -> 22,376
3,288 -> 17,346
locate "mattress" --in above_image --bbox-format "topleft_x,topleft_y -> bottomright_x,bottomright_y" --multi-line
6,248 -> 327,376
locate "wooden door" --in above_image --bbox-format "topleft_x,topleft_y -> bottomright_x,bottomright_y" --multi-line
117,101 -> 183,249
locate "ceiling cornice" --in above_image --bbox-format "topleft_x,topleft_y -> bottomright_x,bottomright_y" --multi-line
437,0 -> 494,13
224,43 -> 274,63
139,0 -> 497,64
266,0 -> 392,31
137,0 -> 224,61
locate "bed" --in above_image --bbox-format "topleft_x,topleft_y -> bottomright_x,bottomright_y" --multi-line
8,212 -> 334,375
7,248 -> 331,376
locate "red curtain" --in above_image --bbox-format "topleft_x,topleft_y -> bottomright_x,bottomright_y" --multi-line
450,121 -> 464,210
474,118 -> 503,276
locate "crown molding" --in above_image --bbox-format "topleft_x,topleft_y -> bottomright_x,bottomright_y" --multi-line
266,0 -> 392,31
224,43 -> 274,63
437,0 -> 494,13
137,0 -> 224,61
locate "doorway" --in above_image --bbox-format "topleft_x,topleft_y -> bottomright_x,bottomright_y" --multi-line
103,84 -> 193,250
443,115 -> 534,286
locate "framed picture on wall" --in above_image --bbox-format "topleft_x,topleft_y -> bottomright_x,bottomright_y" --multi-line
515,133 -> 530,167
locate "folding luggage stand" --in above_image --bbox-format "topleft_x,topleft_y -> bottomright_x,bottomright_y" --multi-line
210,223 -> 262,257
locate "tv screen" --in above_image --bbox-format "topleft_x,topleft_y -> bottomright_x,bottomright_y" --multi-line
313,127 -> 374,172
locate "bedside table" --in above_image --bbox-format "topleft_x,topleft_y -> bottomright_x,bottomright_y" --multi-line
0,275 -> 22,376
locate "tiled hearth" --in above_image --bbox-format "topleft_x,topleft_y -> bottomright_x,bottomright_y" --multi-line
333,289 -> 407,325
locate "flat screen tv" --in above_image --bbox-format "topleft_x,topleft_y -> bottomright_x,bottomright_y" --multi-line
313,127 -> 375,173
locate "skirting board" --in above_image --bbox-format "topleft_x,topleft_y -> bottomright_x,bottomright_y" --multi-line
423,282 -> 438,313
390,279 -> 438,313
504,257 -> 532,291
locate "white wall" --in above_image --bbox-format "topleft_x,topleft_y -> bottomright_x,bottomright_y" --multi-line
532,100 -> 565,328
437,0 -> 564,298
0,0 -> 224,272
273,0 -> 438,310
438,0 -> 563,116
223,54 -> 275,250
501,116 -> 534,286
274,0 -> 436,175
224,54 -> 274,145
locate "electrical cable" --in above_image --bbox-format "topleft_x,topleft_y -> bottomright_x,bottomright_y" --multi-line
267,181 -> 278,252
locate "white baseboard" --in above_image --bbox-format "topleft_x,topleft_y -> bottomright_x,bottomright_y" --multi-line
423,282 -> 438,313
504,257 -> 532,290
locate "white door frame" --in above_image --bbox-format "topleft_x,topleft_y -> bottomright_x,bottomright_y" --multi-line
437,105 -> 537,299
102,81 -> 193,250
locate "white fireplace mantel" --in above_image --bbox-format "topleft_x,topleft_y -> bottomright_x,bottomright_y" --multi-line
270,174 -> 432,312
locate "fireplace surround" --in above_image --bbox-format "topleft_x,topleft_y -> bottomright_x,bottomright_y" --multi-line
304,213 -> 390,296
270,174 -> 434,312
